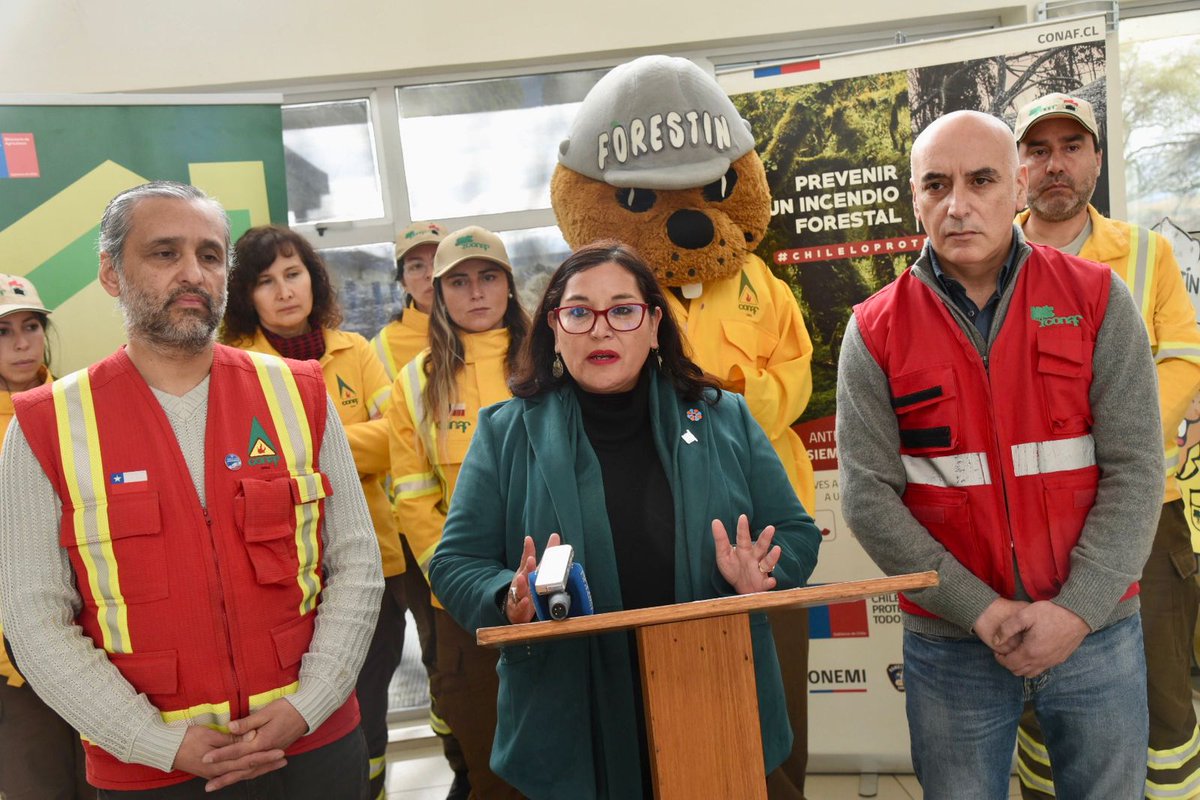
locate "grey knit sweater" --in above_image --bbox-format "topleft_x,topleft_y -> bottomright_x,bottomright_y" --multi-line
0,378 -> 383,773
836,228 -> 1163,639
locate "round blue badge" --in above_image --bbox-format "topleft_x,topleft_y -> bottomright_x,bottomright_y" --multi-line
225,453 -> 242,471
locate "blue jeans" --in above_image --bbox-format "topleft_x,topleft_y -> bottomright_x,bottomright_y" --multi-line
904,613 -> 1148,800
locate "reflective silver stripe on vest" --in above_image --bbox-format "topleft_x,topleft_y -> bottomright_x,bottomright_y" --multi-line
1126,224 -> 1156,324
1011,434 -> 1095,477
902,452 -> 992,487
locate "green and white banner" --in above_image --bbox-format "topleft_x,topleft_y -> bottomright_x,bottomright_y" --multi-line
0,96 -> 287,372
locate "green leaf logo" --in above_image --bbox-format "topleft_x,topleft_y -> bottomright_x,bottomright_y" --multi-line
1030,305 -> 1055,321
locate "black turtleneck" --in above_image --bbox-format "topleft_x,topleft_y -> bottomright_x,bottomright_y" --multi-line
573,368 -> 675,611
574,367 -> 676,797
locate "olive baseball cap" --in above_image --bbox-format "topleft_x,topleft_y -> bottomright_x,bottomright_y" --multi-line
557,55 -> 757,190
395,221 -> 447,262
1014,92 -> 1100,143
433,226 -> 513,279
0,273 -> 50,318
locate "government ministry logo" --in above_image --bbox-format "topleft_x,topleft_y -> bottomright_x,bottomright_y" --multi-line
1031,305 -> 1083,328
248,417 -> 280,466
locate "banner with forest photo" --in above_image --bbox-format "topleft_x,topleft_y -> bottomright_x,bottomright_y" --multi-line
719,17 -> 1111,769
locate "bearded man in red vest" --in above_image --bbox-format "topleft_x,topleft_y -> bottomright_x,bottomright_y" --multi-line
0,181 -> 383,798
836,110 -> 1162,798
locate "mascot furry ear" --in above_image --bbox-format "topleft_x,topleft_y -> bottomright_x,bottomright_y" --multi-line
551,55 -> 770,296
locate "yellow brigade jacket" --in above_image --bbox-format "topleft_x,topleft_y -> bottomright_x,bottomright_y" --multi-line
235,328 -> 403,576
370,308 -> 430,382
1,366 -> 51,687
387,328 -> 511,607
663,253 -> 816,511
1019,206 -> 1200,506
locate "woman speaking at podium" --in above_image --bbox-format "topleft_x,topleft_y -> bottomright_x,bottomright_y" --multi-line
429,242 -> 821,800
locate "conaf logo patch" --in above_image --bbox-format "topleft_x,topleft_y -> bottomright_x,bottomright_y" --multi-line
737,271 -> 760,315
1031,305 -> 1083,328
337,375 -> 358,406
247,417 -> 280,466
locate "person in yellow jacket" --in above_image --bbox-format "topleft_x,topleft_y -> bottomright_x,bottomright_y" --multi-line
386,226 -> 528,800
1014,92 -> 1200,800
371,222 -> 441,382
220,226 -> 397,800
0,273 -> 95,800
370,221 -> 472,799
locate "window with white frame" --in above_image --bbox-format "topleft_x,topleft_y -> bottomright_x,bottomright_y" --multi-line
1119,8 -> 1200,234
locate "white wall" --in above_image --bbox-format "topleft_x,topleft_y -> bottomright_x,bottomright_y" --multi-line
3,0 -> 1035,93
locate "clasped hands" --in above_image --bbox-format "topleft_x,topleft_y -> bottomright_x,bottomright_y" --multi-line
503,515 -> 781,624
973,597 -> 1090,677
172,697 -> 309,791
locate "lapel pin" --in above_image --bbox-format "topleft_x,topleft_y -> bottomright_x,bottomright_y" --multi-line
682,429 -> 698,445
686,408 -> 703,422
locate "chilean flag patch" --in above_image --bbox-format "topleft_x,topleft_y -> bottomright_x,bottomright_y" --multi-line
110,470 -> 148,485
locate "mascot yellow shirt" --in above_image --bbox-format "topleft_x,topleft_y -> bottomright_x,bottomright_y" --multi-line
665,253 -> 816,512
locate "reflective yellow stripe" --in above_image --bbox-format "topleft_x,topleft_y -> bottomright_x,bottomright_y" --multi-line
248,680 -> 300,711
1018,757 -> 1057,795
397,472 -> 440,499
429,706 -> 451,735
1166,446 -> 1182,478
1126,225 -> 1156,325
160,700 -> 232,732
1150,724 -> 1200,770
1155,343 -> 1200,363
247,352 -> 322,615
1146,770 -> 1200,800
369,755 -> 386,780
1017,725 -> 1051,767
416,542 -> 441,575
398,354 -> 447,579
399,356 -> 448,495
367,385 -> 390,419
53,371 -> 132,654
371,334 -> 399,382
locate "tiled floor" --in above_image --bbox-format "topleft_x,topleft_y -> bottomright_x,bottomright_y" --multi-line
382,740 -> 1023,799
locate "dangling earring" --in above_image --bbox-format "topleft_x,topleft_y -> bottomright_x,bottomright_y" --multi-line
652,347 -> 663,369
552,353 -> 564,378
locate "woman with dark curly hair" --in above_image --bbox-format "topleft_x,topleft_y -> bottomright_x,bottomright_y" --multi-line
429,241 -> 821,800
220,224 -> 398,800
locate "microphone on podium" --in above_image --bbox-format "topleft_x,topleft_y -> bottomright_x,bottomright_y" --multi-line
528,544 -> 594,621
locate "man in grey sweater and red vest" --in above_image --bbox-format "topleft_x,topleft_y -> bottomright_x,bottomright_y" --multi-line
836,110 -> 1162,798
0,182 -> 383,798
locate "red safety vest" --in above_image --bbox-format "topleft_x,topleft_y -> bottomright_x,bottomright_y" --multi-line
853,244 -> 1138,618
15,344 -> 359,790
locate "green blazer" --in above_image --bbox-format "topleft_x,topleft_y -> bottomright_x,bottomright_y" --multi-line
430,370 -> 821,800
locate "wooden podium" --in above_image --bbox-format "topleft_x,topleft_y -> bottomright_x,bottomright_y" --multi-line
477,571 -> 937,799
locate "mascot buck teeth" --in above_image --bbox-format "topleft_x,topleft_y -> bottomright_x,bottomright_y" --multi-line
550,54 -> 817,798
